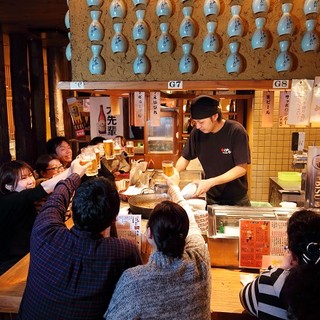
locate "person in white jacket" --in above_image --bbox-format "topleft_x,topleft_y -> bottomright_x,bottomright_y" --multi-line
104,175 -> 211,320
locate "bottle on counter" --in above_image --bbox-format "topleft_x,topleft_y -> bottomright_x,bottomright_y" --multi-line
98,105 -> 106,134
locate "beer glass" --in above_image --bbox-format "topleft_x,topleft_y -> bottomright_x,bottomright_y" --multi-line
78,147 -> 98,176
113,137 -> 122,156
162,160 -> 174,177
126,141 -> 134,157
103,139 -> 114,159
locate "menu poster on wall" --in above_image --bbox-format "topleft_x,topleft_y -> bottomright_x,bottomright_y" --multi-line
134,91 -> 146,127
89,96 -> 124,139
288,79 -> 314,126
278,91 -> 290,128
239,219 -> 288,269
66,97 -> 86,138
261,91 -> 274,128
310,76 -> 320,123
116,214 -> 142,251
150,91 -> 161,127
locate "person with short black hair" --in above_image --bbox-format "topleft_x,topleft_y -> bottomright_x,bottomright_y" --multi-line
18,160 -> 142,319
35,154 -> 64,180
46,136 -> 73,168
175,95 -> 251,206
240,209 -> 320,320
104,177 -> 211,320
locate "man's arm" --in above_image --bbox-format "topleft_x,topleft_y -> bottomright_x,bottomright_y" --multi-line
194,163 -> 247,197
175,156 -> 190,172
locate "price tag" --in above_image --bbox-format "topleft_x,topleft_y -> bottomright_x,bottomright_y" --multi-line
273,80 -> 289,89
70,81 -> 85,89
168,81 -> 183,89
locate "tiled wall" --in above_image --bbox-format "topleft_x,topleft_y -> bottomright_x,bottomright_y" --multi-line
250,91 -> 320,202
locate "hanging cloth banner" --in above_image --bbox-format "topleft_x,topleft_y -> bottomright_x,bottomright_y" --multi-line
134,91 -> 145,127
288,79 -> 314,126
278,91 -> 290,128
310,76 -> 320,123
261,91 -> 274,128
149,91 -> 161,127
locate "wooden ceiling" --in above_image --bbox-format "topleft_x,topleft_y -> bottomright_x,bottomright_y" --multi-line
0,0 -> 68,46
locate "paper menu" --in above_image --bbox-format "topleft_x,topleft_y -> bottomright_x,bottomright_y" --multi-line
239,219 -> 287,269
116,214 -> 142,252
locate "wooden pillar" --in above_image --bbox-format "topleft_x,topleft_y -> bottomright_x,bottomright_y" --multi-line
0,25 -> 11,163
47,46 -> 72,139
28,39 -> 47,157
9,33 -> 35,164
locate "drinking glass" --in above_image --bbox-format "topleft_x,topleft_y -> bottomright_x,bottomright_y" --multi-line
78,147 -> 98,176
162,160 -> 174,176
103,139 -> 114,159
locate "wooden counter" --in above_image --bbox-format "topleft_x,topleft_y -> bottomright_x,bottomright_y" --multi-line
0,253 -> 255,319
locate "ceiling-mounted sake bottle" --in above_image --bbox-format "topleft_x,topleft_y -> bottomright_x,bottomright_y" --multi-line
202,21 -> 220,53
156,0 -> 173,18
157,22 -> 174,54
304,0 -> 320,15
133,9 -> 150,41
109,0 -> 126,19
88,10 -> 104,41
111,23 -> 128,53
251,17 -> 270,49
133,44 -> 150,74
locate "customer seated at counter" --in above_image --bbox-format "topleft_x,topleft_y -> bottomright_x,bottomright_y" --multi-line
104,176 -> 211,320
34,153 -> 64,180
46,136 -> 73,168
240,209 -> 320,320
18,159 -> 142,319
0,160 -> 74,275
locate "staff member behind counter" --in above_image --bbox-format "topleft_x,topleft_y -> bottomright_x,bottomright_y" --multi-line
175,95 -> 251,206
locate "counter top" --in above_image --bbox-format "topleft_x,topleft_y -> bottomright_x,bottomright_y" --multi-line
0,252 -> 254,319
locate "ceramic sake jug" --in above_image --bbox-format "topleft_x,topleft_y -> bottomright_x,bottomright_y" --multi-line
111,23 -> 128,53
132,0 -> 149,7
179,7 -> 196,39
157,22 -> 174,54
156,0 -> 173,18
65,32 -> 71,61
87,0 -> 104,8
203,0 -> 220,17
65,10 -> 70,29
227,5 -> 244,38
133,10 -> 150,41
277,3 -> 295,36
88,10 -> 104,42
251,17 -> 270,49
304,0 -> 320,15
301,19 -> 319,52
133,44 -> 150,74
179,43 -> 196,74
89,44 -> 106,74
109,0 -> 126,19
275,40 -> 293,72
226,42 -> 243,74
252,0 -> 270,14
202,21 -> 220,53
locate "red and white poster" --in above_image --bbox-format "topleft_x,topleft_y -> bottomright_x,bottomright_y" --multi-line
261,91 -> 274,128
239,219 -> 287,269
89,96 -> 124,139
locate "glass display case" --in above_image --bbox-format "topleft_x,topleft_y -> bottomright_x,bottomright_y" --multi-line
146,110 -> 177,154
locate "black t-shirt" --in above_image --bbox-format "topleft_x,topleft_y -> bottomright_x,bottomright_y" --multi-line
182,120 -> 251,203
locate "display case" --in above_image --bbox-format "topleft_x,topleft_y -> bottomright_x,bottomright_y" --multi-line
145,109 -> 177,154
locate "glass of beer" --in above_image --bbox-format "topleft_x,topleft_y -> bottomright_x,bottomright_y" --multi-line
113,139 -> 122,156
103,139 -> 114,159
162,160 -> 174,177
89,146 -> 101,169
126,141 -> 134,157
78,147 -> 98,176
